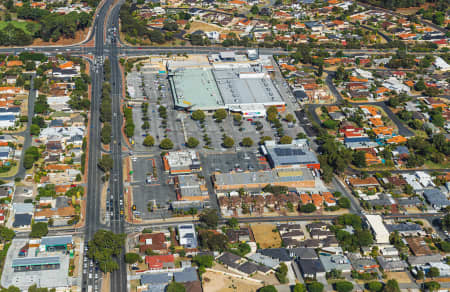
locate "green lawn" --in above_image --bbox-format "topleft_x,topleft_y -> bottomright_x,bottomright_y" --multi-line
0,21 -> 40,35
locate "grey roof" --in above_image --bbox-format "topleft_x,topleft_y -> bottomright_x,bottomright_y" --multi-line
289,248 -> 318,260
174,267 -> 198,283
237,261 -> 259,275
217,252 -> 242,268
386,223 -> 422,233
423,188 -> 450,207
12,256 -> 60,267
258,248 -> 291,262
408,254 -> 443,266
264,140 -> 319,167
41,235 -> 72,246
13,214 -> 32,227
214,168 -> 314,188
319,254 -> 352,272
377,256 -> 407,271
49,119 -> 64,127
394,146 -> 410,155
297,259 -> 326,275
143,283 -> 166,292
13,203 -> 34,214
248,252 -> 280,268
140,273 -> 172,285
396,197 -> 422,206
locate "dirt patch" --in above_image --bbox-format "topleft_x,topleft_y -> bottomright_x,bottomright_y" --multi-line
396,3 -> 433,15
385,272 -> 412,283
251,223 -> 281,249
30,28 -> 89,47
202,270 -> 262,292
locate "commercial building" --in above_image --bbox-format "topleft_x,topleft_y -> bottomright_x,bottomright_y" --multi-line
162,150 -> 201,175
168,57 -> 285,115
39,236 -> 73,252
12,257 -> 60,272
174,174 -> 209,201
262,139 -> 320,170
177,224 -> 197,249
212,168 -> 316,191
365,215 -> 390,244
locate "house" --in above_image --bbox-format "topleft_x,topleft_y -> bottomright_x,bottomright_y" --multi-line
385,223 -> 425,237
13,214 -> 32,228
347,253 -> 379,273
226,228 -> 251,243
319,254 -> 352,273
423,188 -> 450,209
408,254 -> 442,267
289,247 -> 318,260
348,177 -> 379,188
139,233 -> 169,254
145,255 -> 175,270
297,259 -> 326,279
174,267 -> 198,283
248,252 -> 280,269
377,256 -> 407,272
258,248 -> 291,262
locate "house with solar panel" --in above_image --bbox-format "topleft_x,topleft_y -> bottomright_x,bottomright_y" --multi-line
261,139 -> 320,170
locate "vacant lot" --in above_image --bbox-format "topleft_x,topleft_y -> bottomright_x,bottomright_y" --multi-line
251,223 -> 281,249
385,272 -> 412,283
202,270 -> 262,292
187,21 -> 227,33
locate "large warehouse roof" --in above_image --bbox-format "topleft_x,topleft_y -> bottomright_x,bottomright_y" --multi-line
170,68 -> 224,111
263,139 -> 319,167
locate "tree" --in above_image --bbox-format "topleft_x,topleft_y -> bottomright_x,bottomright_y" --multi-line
213,109 -> 227,121
414,79 -> 426,91
186,137 -> 199,148
415,270 -> 425,280
275,263 -> 288,283
101,122 -> 112,144
285,113 -> 295,123
353,151 -> 367,168
98,154 -> 113,172
143,135 -> 155,147
427,267 -> 440,278
323,120 -> 338,129
259,286 -> 277,292
30,124 -> 41,136
384,279 -> 400,292
199,209 -> 219,228
293,283 -> 306,292
250,4 -> 259,14
159,138 -> 174,150
30,222 -> 48,238
222,136 -> 234,148
307,282 -> 324,292
241,137 -> 253,147
228,217 -> 239,229
124,253 -> 141,264
424,281 -> 440,292
338,197 -> 351,208
1,286 -> 20,292
191,110 -> 206,121
366,281 -> 383,292
300,203 -> 316,213
87,230 -> 125,273
193,254 -> 214,268
279,135 -> 292,144
0,226 -> 15,242
335,281 -> 353,292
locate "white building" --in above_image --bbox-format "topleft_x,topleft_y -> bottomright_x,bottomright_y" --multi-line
365,215 -> 390,244
177,224 -> 197,249
434,57 -> 450,72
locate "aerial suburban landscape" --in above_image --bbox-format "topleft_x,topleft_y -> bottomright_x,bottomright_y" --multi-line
0,0 -> 447,291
